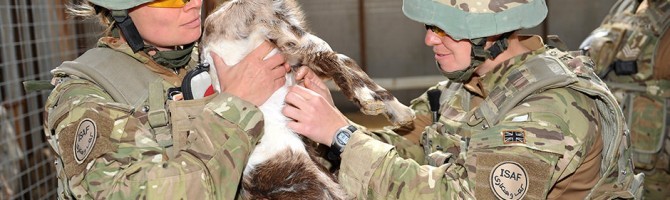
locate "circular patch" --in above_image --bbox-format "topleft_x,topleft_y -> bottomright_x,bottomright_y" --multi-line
489,161 -> 529,200
73,118 -> 97,164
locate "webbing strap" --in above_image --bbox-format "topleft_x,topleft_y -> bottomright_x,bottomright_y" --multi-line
22,80 -> 54,93
546,35 -> 569,51
148,79 -> 169,128
111,10 -> 144,53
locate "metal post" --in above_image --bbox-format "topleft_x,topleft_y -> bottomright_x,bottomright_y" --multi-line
542,0 -> 550,41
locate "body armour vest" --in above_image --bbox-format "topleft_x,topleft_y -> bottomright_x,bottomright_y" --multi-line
42,45 -> 218,198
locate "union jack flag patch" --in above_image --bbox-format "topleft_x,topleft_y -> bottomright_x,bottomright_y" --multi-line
502,130 -> 526,144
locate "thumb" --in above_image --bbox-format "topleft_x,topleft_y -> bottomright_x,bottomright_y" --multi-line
209,51 -> 230,68
294,67 -> 310,81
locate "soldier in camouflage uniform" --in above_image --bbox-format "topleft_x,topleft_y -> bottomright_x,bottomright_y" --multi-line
41,0 -> 289,199
284,0 -> 645,199
581,0 -> 670,198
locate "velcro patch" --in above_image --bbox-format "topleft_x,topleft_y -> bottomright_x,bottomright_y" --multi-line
58,108 -> 116,179
489,161 -> 528,199
502,130 -> 526,144
74,118 -> 97,164
475,152 -> 554,200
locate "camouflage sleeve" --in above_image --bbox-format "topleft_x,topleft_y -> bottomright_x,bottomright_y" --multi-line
337,89 -> 471,199
45,80 -> 263,199
354,115 -> 428,164
337,87 -> 599,199
351,88 -> 435,163
338,132 -> 472,199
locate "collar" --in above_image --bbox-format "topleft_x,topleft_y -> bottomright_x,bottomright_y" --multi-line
463,75 -> 486,97
474,35 -> 547,97
97,37 -> 188,86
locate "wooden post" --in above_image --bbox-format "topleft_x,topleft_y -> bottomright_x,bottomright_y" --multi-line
358,0 -> 367,71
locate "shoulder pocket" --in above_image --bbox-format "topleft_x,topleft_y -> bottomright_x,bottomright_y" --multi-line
626,94 -> 666,154
624,93 -> 666,170
54,100 -> 136,179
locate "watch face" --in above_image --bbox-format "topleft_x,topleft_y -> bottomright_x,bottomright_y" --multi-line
336,131 -> 350,145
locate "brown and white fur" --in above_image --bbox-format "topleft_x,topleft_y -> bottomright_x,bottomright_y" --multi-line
201,0 -> 415,199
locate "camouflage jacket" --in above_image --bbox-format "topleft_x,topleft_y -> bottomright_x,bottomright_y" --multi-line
338,36 -> 643,199
43,38 -> 264,199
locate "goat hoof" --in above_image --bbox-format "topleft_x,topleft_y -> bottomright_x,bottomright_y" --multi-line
384,100 -> 415,126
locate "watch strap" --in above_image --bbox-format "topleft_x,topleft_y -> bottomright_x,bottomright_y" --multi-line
329,125 -> 357,159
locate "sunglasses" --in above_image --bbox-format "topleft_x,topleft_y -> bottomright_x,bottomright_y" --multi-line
147,0 -> 191,8
425,24 -> 447,37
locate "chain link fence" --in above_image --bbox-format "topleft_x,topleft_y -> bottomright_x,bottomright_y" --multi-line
1,1 -> 101,199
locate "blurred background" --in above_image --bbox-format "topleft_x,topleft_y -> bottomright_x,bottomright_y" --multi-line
0,0 -> 615,199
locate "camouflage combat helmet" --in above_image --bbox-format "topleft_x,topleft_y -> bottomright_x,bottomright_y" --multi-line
402,0 -> 547,40
86,0 -> 196,68
402,0 -> 548,82
87,0 -> 153,10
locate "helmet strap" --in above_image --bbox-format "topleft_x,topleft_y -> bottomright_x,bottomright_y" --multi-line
486,31 -> 513,59
111,10 -> 144,53
438,37 -> 488,83
438,32 -> 513,83
438,61 -> 478,82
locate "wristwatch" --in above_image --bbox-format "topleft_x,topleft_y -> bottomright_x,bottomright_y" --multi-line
330,125 -> 358,156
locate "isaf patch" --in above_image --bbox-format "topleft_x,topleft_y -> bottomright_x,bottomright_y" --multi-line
489,161 -> 528,200
73,118 -> 97,164
475,153 -> 554,200
502,130 -> 526,144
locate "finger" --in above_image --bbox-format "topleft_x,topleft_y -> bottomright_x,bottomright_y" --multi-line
285,88 -> 308,106
274,70 -> 287,80
263,53 -> 286,68
273,77 -> 286,90
282,104 -> 302,121
307,77 -> 327,91
289,85 -> 319,100
209,51 -> 230,68
304,78 -> 315,90
249,41 -> 276,60
286,121 -> 305,136
303,68 -> 326,90
302,71 -> 319,89
271,62 -> 288,71
294,66 -> 311,81
271,65 -> 288,79
283,63 -> 291,73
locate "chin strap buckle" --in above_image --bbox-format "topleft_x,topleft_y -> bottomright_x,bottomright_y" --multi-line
111,10 -> 144,53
